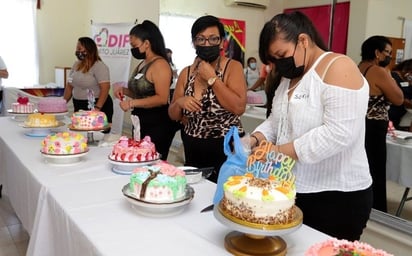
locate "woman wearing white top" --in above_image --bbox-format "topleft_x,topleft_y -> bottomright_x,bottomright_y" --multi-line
249,11 -> 372,241
243,57 -> 259,89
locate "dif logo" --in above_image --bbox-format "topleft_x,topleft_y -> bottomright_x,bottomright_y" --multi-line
93,28 -> 129,48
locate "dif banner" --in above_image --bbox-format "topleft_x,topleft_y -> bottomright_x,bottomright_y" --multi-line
91,22 -> 134,135
219,18 -> 246,66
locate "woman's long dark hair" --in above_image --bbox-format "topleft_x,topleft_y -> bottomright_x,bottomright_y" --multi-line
259,11 -> 328,65
77,37 -> 101,72
129,20 -> 168,60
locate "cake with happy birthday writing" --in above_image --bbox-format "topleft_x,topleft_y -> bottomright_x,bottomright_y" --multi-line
128,162 -> 187,203
219,140 -> 297,226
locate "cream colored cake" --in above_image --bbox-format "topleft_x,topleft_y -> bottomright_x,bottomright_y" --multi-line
220,173 -> 296,225
25,113 -> 58,127
41,132 -> 88,155
128,162 -> 187,203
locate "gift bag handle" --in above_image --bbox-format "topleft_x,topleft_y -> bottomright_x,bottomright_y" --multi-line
223,126 -> 245,156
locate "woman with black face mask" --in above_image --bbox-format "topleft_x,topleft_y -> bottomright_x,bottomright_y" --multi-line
113,20 -> 178,161
64,37 -> 113,125
358,35 -> 403,213
248,11 -> 375,241
168,15 -> 247,183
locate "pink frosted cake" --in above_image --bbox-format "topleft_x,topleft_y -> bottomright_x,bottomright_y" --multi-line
38,97 -> 68,113
71,110 -> 108,130
41,131 -> 88,155
128,162 -> 187,203
246,90 -> 264,104
305,238 -> 393,256
11,96 -> 34,113
109,136 -> 160,162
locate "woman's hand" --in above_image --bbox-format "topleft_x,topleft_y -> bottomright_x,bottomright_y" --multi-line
119,99 -> 133,112
113,86 -> 124,100
177,96 -> 201,112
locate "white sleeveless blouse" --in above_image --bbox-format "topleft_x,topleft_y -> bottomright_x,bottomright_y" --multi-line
255,52 -> 372,193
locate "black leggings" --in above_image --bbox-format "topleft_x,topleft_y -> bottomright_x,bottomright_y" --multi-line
73,96 -> 113,123
296,186 -> 373,241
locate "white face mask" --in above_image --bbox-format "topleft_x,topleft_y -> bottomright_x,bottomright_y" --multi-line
249,63 -> 256,69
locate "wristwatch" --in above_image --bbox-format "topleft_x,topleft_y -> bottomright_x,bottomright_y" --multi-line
207,76 -> 218,87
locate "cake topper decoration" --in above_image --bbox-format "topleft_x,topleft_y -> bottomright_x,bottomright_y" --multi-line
131,115 -> 141,141
87,89 -> 95,110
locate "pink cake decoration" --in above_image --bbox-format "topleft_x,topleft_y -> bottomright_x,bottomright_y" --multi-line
305,238 -> 393,256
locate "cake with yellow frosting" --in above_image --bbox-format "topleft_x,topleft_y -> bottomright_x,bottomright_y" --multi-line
41,132 -> 88,155
25,113 -> 58,127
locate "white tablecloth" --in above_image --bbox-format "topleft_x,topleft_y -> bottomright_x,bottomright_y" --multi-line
386,138 -> 412,188
0,116 -> 330,256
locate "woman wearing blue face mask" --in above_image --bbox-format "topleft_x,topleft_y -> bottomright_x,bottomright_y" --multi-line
248,11 -> 374,241
168,15 -> 247,183
243,57 -> 260,89
64,37 -> 113,124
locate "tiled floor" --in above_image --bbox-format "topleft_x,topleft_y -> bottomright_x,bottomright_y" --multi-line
0,146 -> 411,255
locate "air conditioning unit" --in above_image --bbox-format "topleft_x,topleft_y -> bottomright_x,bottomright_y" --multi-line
224,0 -> 269,9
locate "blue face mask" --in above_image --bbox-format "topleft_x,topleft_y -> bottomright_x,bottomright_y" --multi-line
249,63 -> 256,69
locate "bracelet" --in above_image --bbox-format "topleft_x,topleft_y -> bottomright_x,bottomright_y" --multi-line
128,100 -> 133,110
95,106 -> 101,110
251,134 -> 259,146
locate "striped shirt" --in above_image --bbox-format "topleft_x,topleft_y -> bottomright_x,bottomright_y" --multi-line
255,52 -> 372,193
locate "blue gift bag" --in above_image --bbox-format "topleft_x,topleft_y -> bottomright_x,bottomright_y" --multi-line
213,126 -> 248,205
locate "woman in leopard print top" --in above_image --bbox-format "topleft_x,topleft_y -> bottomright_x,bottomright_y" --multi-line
168,15 -> 247,182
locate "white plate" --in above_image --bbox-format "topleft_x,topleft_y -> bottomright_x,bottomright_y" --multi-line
122,184 -> 194,217
7,109 -> 33,115
108,157 -> 161,175
41,151 -> 89,165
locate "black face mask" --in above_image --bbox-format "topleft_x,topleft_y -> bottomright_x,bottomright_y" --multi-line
273,47 -> 306,79
379,56 -> 391,67
75,51 -> 86,61
195,45 -> 220,62
131,47 -> 146,59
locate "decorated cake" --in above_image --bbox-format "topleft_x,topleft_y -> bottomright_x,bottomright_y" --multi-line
70,110 -> 108,130
109,136 -> 160,162
305,238 -> 394,256
128,162 -> 187,203
38,97 -> 68,113
24,113 -> 59,127
246,90 -> 265,105
41,132 -> 88,155
218,140 -> 297,226
12,95 -> 34,113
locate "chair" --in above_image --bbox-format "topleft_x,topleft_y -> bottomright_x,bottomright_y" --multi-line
395,187 -> 412,216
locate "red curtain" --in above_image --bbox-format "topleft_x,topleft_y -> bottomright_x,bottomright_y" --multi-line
284,2 -> 350,54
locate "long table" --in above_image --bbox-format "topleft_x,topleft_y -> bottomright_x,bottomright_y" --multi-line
386,138 -> 412,216
0,116 -> 330,255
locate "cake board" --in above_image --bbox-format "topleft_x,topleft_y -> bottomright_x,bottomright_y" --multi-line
68,125 -> 110,146
213,205 -> 303,256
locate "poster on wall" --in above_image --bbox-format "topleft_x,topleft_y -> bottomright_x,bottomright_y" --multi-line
219,18 -> 246,65
91,22 -> 134,135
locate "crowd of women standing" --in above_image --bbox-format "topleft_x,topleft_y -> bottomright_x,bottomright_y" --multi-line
61,11 -> 412,242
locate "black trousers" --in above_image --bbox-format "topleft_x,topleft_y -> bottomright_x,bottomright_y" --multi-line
296,186 -> 373,241
72,95 -> 113,123
365,118 -> 388,212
